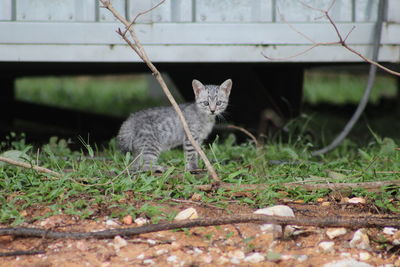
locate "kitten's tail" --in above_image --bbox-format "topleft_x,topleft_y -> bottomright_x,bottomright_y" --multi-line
117,121 -> 135,154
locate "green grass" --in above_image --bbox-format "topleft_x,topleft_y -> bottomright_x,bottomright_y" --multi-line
15,75 -> 164,117
2,70 -> 399,225
0,128 -> 399,225
304,70 -> 397,105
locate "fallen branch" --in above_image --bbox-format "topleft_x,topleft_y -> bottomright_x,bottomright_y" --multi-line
1,213 -> 399,240
0,156 -> 61,177
99,0 -> 220,183
0,250 -> 46,257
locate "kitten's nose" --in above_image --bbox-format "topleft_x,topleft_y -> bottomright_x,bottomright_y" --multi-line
210,110 -> 215,114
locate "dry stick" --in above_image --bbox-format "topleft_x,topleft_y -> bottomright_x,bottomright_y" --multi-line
0,250 -> 46,257
0,156 -> 61,177
226,125 -> 259,148
1,214 -> 400,240
99,0 -> 220,183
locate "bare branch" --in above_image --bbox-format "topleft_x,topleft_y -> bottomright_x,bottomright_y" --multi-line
2,213 -> 400,240
122,0 -> 166,37
100,1 -> 220,183
226,125 -> 259,148
265,0 -> 400,77
0,156 -> 61,177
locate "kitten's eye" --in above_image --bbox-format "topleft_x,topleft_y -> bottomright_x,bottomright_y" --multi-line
216,101 -> 222,106
203,101 -> 209,106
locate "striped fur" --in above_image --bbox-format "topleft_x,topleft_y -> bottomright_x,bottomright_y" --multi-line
117,79 -> 232,172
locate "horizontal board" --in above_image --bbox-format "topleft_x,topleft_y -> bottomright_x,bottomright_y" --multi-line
0,44 -> 398,63
1,22 -> 400,45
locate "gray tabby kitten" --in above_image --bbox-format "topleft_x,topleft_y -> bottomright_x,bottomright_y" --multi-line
117,79 -> 232,172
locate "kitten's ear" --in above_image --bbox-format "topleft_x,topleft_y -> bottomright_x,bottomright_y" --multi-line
220,79 -> 232,96
192,79 -> 205,97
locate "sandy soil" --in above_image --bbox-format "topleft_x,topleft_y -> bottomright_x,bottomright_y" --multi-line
1,201 -> 400,267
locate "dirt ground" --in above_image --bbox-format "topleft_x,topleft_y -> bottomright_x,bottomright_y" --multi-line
1,201 -> 400,267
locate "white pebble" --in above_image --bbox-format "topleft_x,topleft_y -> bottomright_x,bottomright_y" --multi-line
136,254 -> 145,260
147,239 -> 157,245
359,252 -> 371,261
134,217 -> 149,226
319,241 -> 335,252
143,259 -> 154,265
254,205 -> 295,235
113,235 -> 128,250
217,256 -> 229,264
347,197 -> 366,204
167,255 -> 178,262
201,255 -> 213,264
105,219 -> 119,226
326,228 -> 347,239
155,249 -> 168,256
323,259 -> 373,267
340,252 -> 351,258
349,229 -> 370,250
174,207 -> 199,221
383,227 -> 398,235
244,252 -> 265,263
297,255 -> 309,262
193,247 -> 203,255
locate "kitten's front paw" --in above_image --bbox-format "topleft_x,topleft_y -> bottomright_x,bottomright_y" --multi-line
185,163 -> 199,173
143,165 -> 166,173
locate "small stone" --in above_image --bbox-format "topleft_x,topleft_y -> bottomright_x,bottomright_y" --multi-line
122,215 -> 133,225
167,255 -> 178,262
105,219 -> 119,227
217,256 -> 229,264
134,217 -> 149,226
349,229 -> 370,250
147,239 -> 157,245
254,205 -> 295,236
297,255 -> 309,262
174,207 -> 199,221
193,247 -> 203,255
228,250 -> 245,260
326,228 -> 347,239
155,249 -> 168,256
143,259 -> 154,265
359,252 -> 371,261
136,254 -> 145,260
322,202 -> 331,206
319,241 -> 335,252
383,227 -> 398,235
244,252 -> 265,263
323,259 -> 373,267
191,193 -> 202,201
113,235 -> 128,251
201,255 -> 213,264
76,241 -> 89,251
347,197 -> 366,204
340,252 -> 351,258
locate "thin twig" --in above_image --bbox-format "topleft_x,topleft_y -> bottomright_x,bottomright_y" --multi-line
265,0 -> 400,77
1,214 -> 400,240
0,156 -> 61,177
226,125 -> 259,148
123,0 -> 166,36
99,0 -> 220,183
